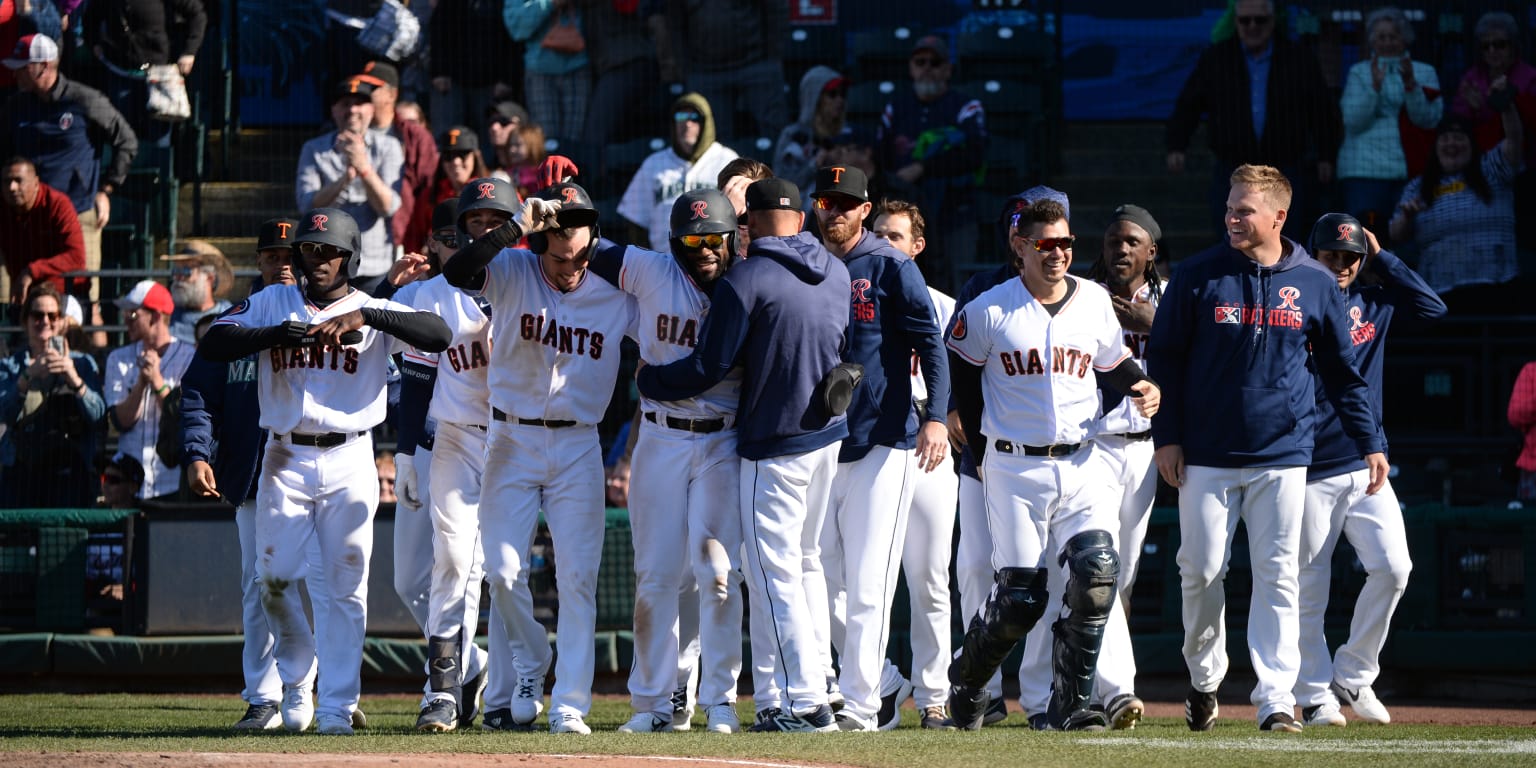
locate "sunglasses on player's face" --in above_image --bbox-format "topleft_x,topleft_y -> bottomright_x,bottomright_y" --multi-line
1023,235 -> 1077,252
433,231 -> 459,247
677,233 -> 725,249
814,196 -> 863,212
298,242 -> 350,259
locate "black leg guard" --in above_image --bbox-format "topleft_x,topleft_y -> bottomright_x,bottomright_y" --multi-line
428,635 -> 464,713
1048,530 -> 1119,731
947,567 -> 1049,730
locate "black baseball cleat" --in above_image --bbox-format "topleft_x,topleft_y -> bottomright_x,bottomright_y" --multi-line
945,685 -> 990,731
482,707 -> 537,732
1058,709 -> 1110,732
1261,712 -> 1303,733
1027,713 -> 1051,731
459,663 -> 489,729
1186,687 -> 1218,732
416,699 -> 458,732
233,703 -> 281,730
982,696 -> 1008,726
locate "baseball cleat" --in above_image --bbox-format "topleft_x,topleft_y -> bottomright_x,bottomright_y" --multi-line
826,677 -> 845,713
459,662 -> 489,728
549,712 -> 592,735
1106,693 -> 1144,730
416,699 -> 458,732
316,713 -> 355,736
835,713 -> 875,732
617,712 -> 671,733
1260,712 -> 1303,733
1059,709 -> 1110,731
481,707 -> 536,732
748,705 -> 838,733
280,684 -> 314,732
1332,680 -> 1390,724
233,703 -> 281,730
945,685 -> 989,731
511,675 -> 545,725
920,706 -> 955,730
662,684 -> 693,731
877,674 -> 914,730
982,695 -> 1008,726
1185,687 -> 1218,732
704,703 -> 740,734
1027,713 -> 1051,731
1303,702 -> 1348,727
350,708 -> 367,729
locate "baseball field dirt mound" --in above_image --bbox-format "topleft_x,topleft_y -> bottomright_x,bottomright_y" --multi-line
1,754 -> 850,768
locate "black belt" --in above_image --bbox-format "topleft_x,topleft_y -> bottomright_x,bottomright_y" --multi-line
994,439 -> 1081,458
644,411 -> 727,434
283,431 -> 365,448
492,408 -> 577,428
1113,430 -> 1153,441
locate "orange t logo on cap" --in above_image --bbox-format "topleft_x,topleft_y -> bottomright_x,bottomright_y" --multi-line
831,166 -> 846,184
277,222 -> 293,239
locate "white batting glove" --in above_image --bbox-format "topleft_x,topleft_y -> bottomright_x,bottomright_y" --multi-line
514,198 -> 562,234
395,452 -> 420,508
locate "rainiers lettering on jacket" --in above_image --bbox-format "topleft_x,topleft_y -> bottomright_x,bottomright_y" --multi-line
1213,286 -> 1305,330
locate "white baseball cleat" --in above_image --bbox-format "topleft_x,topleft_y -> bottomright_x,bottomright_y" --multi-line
280,684 -> 313,732
317,713 -> 354,735
705,703 -> 740,734
1303,701 -> 1348,727
617,712 -> 670,733
1332,681 -> 1390,724
549,712 -> 592,735
512,675 -> 545,725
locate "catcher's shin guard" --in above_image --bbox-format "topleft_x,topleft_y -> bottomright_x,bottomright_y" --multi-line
950,567 -> 1049,688
1048,530 -> 1119,730
428,635 -> 463,706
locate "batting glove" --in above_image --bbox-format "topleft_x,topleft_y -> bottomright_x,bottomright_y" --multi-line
537,155 -> 580,189
395,452 -> 420,508
514,198 -> 562,235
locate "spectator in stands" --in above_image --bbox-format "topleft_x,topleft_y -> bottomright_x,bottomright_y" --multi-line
162,240 -> 233,344
404,126 -> 491,252
503,0 -> 591,141
492,121 -> 545,199
1,33 -> 138,305
774,66 -> 850,198
2,155 -> 84,305
619,92 -> 739,250
1336,6 -> 1442,234
295,76 -> 404,296
398,101 -> 428,130
1165,0 -> 1341,242
1453,12 -> 1536,253
877,34 -> 987,293
429,0 -> 520,140
0,0 -> 63,92
577,0 -> 661,148
98,452 -> 145,509
360,61 -> 440,256
106,279 -> 195,500
0,282 -> 106,508
1388,106 -> 1524,314
82,0 -> 207,148
1511,362 -> 1536,503
664,0 -> 787,146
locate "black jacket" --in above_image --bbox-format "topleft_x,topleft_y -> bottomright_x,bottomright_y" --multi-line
86,0 -> 208,69
1165,36 -> 1341,169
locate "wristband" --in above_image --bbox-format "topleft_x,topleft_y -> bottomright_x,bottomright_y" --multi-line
156,383 -> 172,396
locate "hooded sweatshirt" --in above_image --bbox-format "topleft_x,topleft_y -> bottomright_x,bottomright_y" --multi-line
637,231 -> 850,460
1147,238 -> 1384,468
772,66 -> 850,193
618,93 -> 739,250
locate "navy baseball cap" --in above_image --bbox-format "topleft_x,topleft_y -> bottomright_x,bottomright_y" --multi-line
746,178 -> 802,212
811,165 -> 870,203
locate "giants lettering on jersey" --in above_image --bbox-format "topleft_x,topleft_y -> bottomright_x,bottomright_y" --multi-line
520,313 -> 606,359
445,340 -> 490,372
1347,305 -> 1376,346
269,345 -> 360,374
997,346 -> 1092,378
655,314 -> 699,348
851,278 -> 875,322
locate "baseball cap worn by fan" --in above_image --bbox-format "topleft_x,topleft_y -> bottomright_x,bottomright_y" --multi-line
811,166 -> 869,202
912,34 -> 949,61
3,34 -> 59,69
161,241 -> 235,300
359,60 -> 399,89
332,76 -> 376,103
745,178 -> 802,212
115,280 -> 176,316
440,125 -> 479,154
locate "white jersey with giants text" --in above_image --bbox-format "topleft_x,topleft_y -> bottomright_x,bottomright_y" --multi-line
618,245 -> 740,419
398,275 -> 494,427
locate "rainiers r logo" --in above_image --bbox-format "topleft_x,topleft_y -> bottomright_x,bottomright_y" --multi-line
477,182 -> 497,199
1277,286 -> 1301,311
1337,223 -> 1356,241
561,187 -> 580,204
311,214 -> 329,232
691,200 -> 709,219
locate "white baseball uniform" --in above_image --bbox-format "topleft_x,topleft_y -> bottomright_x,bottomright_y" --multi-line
397,275 -> 496,708
901,286 -> 959,710
617,143 -> 740,251
104,338 -> 195,498
211,284 -> 420,722
608,243 -> 746,720
472,246 -> 638,723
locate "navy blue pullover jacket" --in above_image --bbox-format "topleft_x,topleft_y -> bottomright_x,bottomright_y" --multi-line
181,351 -> 264,503
637,231 -> 850,461
837,230 -> 948,462
1148,238 -> 1385,468
1309,249 -> 1446,480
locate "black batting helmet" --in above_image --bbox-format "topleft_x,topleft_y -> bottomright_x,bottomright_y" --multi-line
528,181 -> 600,254
1310,213 -> 1369,259
670,188 -> 735,238
292,207 -> 362,278
456,176 -> 518,243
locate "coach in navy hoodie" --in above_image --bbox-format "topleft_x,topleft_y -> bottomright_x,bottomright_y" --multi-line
1146,165 -> 1385,734
638,178 -> 849,732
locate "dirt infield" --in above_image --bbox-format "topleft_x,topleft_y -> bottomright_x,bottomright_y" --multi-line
0,755 -> 844,768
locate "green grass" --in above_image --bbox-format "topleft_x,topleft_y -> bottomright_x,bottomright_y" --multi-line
0,694 -> 1532,767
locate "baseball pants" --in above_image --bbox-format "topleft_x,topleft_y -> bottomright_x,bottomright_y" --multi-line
954,473 -> 1007,701
1295,472 -> 1410,707
256,433 -> 379,721
626,420 -> 744,716
901,452 -> 958,709
424,422 -> 492,707
741,442 -> 840,715
480,421 -> 605,719
394,447 -> 434,636
822,445 -> 916,727
237,499 -> 324,707
1178,464 -> 1306,722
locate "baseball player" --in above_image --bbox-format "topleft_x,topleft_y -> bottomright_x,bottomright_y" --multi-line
637,178 -> 851,733
1295,214 -> 1445,727
809,165 -> 948,733
870,199 -> 956,730
442,181 -> 638,735
181,218 -> 326,731
394,197 -> 495,731
945,187 -> 1071,726
201,208 -> 451,735
1147,165 -> 1387,733
944,197 -> 1159,732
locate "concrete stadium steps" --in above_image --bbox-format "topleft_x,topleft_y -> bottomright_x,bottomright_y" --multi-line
176,181 -> 296,246
202,127 -> 318,182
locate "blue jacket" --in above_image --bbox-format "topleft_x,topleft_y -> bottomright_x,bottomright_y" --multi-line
638,231 -> 850,460
181,350 -> 265,503
949,263 -> 1013,480
1148,239 -> 1384,468
838,230 -> 948,462
1309,249 -> 1446,480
